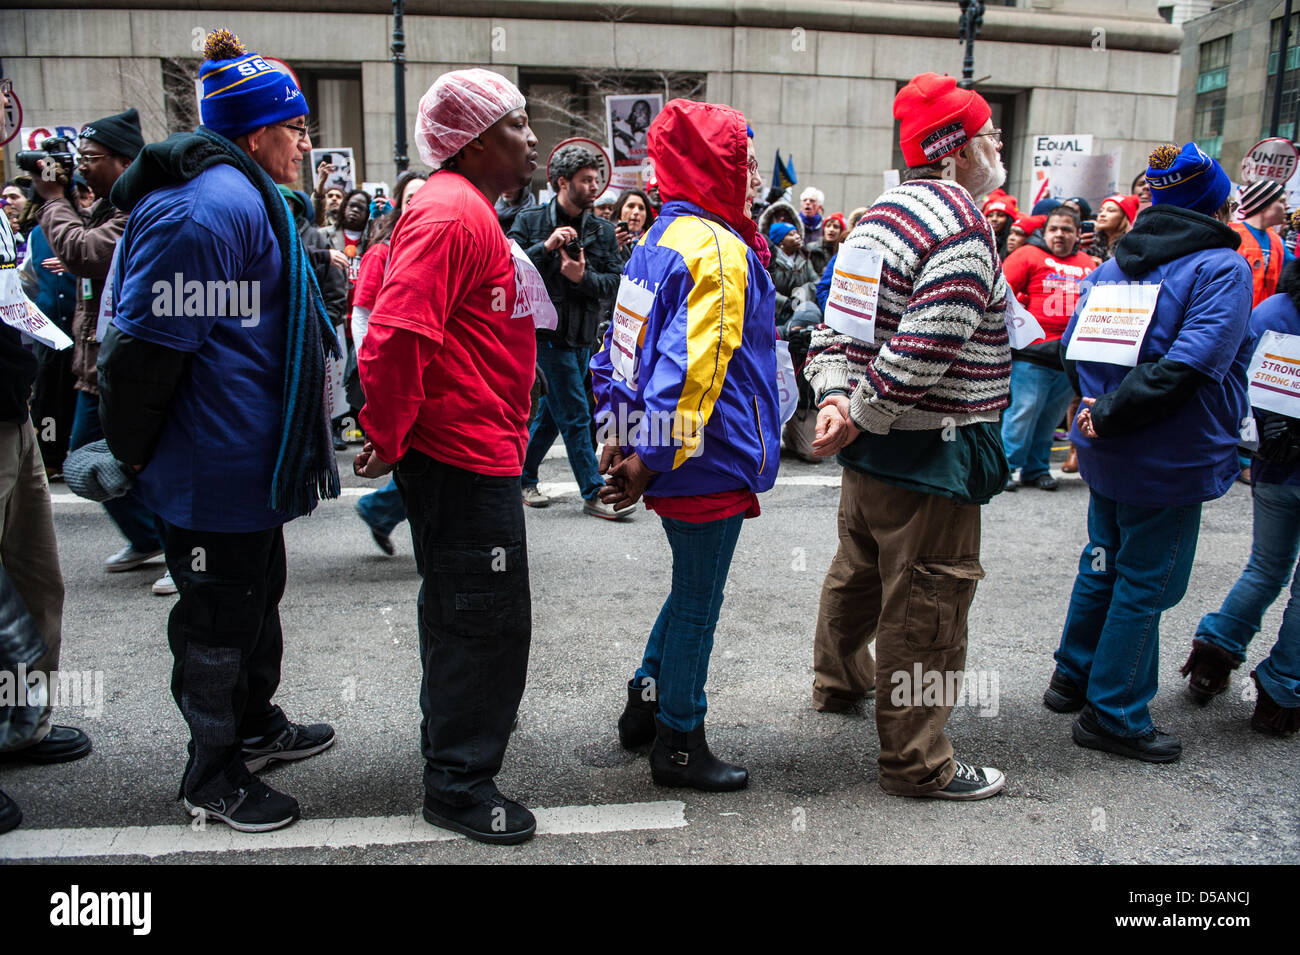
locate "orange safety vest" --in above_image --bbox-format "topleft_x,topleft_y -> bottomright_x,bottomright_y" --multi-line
1231,222 -> 1283,307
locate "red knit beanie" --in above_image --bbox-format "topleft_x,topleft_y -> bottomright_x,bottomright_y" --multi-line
894,73 -> 992,167
1100,193 -> 1138,226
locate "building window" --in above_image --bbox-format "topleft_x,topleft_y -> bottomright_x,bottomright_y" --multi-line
1265,13 -> 1300,140
1193,36 -> 1230,159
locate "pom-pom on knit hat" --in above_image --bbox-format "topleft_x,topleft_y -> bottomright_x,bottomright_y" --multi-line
893,73 -> 991,168
198,29 -> 308,141
1145,142 -> 1231,217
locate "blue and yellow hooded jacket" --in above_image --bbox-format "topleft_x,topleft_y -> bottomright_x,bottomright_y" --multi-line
590,99 -> 779,498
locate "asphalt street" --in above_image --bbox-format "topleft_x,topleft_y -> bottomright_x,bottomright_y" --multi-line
3,442 -> 1297,865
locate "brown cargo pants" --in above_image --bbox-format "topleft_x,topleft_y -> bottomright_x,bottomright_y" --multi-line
813,467 -> 984,795
0,415 -> 64,749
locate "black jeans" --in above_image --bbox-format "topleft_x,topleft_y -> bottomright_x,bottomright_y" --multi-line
163,522 -> 290,802
395,451 -> 532,803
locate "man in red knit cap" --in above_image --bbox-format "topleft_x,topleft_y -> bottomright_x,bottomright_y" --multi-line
805,73 -> 1011,801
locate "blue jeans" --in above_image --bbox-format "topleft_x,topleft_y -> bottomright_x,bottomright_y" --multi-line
634,513 -> 745,732
1195,482 -> 1300,708
521,342 -> 602,500
1001,360 -> 1074,480
69,390 -> 164,553
356,478 -> 406,536
1054,490 -> 1201,737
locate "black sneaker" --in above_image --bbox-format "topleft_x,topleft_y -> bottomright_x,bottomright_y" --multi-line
242,722 -> 335,773
919,759 -> 1005,801
1072,706 -> 1181,763
183,778 -> 300,833
1022,473 -> 1059,491
0,788 -> 21,834
1002,476 -> 1018,493
423,789 -> 536,845
1042,669 -> 1086,713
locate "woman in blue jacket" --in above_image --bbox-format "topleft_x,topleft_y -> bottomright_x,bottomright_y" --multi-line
1046,143 -> 1254,762
1180,260 -> 1300,736
590,100 -> 777,791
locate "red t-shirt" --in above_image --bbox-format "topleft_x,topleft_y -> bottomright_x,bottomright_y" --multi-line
358,171 -> 535,476
352,241 -> 391,312
645,490 -> 760,522
1001,244 -> 1096,341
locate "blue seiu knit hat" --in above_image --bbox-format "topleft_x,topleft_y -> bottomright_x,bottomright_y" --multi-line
198,29 -> 308,141
1144,142 -> 1231,217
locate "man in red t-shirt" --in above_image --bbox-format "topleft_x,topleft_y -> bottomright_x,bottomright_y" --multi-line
355,69 -> 540,846
1000,205 -> 1095,491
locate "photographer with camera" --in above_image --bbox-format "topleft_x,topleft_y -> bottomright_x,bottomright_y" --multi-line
30,108 -> 168,591
509,143 -> 622,519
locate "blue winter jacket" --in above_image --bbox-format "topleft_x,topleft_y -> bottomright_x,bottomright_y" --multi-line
590,199 -> 780,497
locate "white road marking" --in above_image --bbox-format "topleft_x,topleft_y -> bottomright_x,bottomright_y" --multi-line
0,800 -> 686,859
49,473 -> 850,507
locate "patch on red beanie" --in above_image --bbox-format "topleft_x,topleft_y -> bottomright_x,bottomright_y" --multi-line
894,72 -> 992,168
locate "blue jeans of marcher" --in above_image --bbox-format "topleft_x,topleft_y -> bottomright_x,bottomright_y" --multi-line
1001,359 -> 1074,480
69,390 -> 164,553
634,513 -> 745,732
521,341 -> 603,500
1195,482 -> 1300,708
1054,490 -> 1201,737
356,478 -> 406,536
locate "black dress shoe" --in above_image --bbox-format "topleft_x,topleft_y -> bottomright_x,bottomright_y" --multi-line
1042,669 -> 1085,713
370,527 -> 395,556
0,788 -> 21,834
649,716 -> 748,791
1022,473 -> 1059,491
1071,706 -> 1181,763
422,789 -> 536,845
618,678 -> 659,750
0,725 -> 92,764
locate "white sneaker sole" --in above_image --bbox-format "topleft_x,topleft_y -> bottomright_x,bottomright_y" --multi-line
918,768 -> 1006,801
243,733 -> 335,773
183,800 -> 299,833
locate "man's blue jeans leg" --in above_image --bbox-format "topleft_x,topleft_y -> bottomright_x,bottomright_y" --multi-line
70,390 -> 163,552
634,513 -> 745,731
357,478 -> 407,536
1001,359 -> 1073,480
1196,481 -> 1300,707
1055,490 -> 1201,736
521,342 -> 603,500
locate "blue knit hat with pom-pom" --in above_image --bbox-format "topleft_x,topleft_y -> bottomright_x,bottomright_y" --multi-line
1145,142 -> 1231,217
198,29 -> 308,140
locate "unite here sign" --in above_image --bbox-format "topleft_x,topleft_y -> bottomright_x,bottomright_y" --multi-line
1241,138 -> 1299,185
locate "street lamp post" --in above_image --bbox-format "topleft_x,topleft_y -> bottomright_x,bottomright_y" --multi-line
959,0 -> 986,90
1271,0 -> 1293,138
392,0 -> 409,175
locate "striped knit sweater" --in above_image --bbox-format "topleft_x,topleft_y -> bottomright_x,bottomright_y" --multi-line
804,178 -> 1011,434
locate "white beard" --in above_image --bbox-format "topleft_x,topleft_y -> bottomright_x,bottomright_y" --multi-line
965,149 -> 1007,203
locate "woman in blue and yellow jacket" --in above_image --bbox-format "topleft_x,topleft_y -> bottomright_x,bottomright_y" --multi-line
590,98 -> 777,792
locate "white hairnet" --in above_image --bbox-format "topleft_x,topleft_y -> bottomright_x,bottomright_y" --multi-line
415,68 -> 527,168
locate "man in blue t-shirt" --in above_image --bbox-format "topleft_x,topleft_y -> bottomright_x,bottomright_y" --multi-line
1046,142 -> 1253,763
98,31 -> 339,833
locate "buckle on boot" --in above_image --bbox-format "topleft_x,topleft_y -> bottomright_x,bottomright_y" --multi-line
670,749 -> 690,766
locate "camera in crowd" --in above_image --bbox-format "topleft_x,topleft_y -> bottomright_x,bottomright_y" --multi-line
16,135 -> 77,182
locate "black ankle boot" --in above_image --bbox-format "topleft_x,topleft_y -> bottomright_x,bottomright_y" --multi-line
1180,639 -> 1239,705
649,716 -> 748,791
618,679 -> 658,750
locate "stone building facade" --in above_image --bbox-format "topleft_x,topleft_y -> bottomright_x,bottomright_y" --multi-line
3,0 -> 1183,212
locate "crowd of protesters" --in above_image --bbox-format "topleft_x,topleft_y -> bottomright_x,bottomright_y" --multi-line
2,29 -> 1298,845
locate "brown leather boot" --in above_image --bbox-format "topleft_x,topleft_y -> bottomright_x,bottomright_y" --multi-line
1179,639 -> 1239,705
1062,447 -> 1079,473
1250,670 -> 1300,736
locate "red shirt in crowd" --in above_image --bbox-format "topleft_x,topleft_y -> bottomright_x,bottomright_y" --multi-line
358,170 -> 535,476
1001,243 -> 1096,342
352,241 -> 391,312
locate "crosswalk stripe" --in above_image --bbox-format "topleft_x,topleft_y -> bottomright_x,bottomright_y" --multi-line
0,800 -> 687,859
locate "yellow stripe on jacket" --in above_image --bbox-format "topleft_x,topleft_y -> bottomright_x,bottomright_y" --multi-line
658,216 -> 749,470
